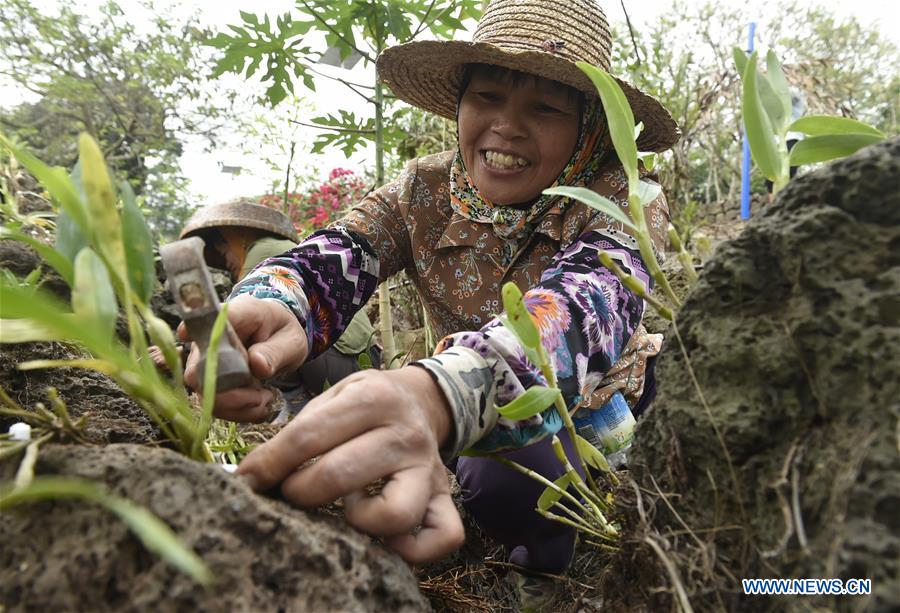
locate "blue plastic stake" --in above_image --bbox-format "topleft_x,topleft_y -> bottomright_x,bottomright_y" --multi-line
740,22 -> 756,221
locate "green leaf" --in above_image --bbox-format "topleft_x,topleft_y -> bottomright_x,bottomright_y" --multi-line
574,434 -> 612,473
0,227 -> 74,286
0,318 -> 62,343
536,473 -> 572,512
788,133 -> 884,166
79,133 -> 126,279
194,304 -> 230,457
734,48 -> 786,135
787,115 -> 884,138
638,151 -> 657,172
543,186 -> 637,230
636,181 -> 662,206
496,385 -> 562,421
741,52 -> 783,182
56,208 -> 90,265
72,247 -> 118,340
496,314 -> 542,368
732,47 -> 748,80
0,476 -> 211,585
576,62 -> 638,192
765,50 -> 792,132
500,282 -> 541,350
120,181 -> 155,304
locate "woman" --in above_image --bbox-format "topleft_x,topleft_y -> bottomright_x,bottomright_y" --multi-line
185,0 -> 678,580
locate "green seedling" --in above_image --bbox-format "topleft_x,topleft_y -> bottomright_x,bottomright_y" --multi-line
733,48 -> 886,194
473,282 -> 619,541
543,62 -> 694,321
0,132 -> 228,462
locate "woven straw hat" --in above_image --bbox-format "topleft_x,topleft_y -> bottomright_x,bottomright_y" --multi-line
180,198 -> 297,271
377,0 -> 679,153
181,198 -> 298,242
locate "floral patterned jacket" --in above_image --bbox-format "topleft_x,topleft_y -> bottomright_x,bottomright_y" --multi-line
231,150 -> 668,458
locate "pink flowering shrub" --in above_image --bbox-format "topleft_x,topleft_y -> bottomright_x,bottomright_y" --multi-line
258,168 -> 367,235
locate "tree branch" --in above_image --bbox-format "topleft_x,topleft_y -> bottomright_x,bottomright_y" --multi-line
408,0 -> 439,42
298,0 -> 374,64
306,66 -> 374,103
619,0 -> 643,66
288,119 -> 374,134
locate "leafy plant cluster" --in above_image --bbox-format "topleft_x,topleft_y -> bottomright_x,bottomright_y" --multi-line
207,0 -> 482,163
733,49 -> 886,194
0,133 -> 227,463
258,167 -> 368,235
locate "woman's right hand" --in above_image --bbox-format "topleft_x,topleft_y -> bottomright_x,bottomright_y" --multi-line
182,294 -> 308,422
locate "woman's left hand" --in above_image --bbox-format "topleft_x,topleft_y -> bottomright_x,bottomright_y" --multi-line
236,365 -> 465,564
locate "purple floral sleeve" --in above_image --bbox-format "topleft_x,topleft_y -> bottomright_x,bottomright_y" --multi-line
416,228 -> 649,457
229,226 -> 380,358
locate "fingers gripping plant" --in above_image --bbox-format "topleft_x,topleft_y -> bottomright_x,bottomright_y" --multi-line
733,48 -> 886,194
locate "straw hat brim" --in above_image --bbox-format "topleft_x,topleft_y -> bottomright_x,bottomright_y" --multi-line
378,40 -> 680,153
180,202 -> 298,243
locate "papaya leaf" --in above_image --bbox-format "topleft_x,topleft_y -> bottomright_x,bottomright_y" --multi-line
788,133 -> 884,166
543,186 -> 637,231
120,180 -> 155,304
537,473 -> 572,512
496,385 -> 562,421
787,115 -> 884,138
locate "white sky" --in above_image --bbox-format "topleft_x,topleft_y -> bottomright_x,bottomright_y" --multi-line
2,0 -> 896,205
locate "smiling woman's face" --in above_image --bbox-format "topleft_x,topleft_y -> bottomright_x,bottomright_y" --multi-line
457,66 -> 581,206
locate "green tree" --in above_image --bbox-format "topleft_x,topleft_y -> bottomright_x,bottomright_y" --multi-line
208,0 -> 483,364
0,0 -> 229,239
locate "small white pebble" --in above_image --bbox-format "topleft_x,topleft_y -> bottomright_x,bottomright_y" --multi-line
220,463 -> 239,474
9,422 -> 31,442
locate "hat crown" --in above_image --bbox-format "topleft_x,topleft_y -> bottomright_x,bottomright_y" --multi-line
180,199 -> 298,242
473,0 -> 612,70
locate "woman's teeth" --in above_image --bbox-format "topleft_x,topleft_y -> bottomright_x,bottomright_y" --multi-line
484,150 -> 529,169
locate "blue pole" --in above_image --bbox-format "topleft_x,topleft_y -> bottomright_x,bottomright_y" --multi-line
740,22 -> 756,221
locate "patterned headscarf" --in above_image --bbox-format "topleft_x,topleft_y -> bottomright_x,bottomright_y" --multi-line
449,97 -> 612,241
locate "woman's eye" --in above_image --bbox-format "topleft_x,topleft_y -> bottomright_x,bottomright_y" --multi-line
536,103 -> 564,114
475,91 -> 501,102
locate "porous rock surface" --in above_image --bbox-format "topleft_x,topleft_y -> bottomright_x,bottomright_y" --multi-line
633,138 -> 899,610
0,444 -> 428,612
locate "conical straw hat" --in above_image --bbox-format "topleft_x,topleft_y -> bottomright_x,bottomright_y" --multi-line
377,0 -> 679,152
